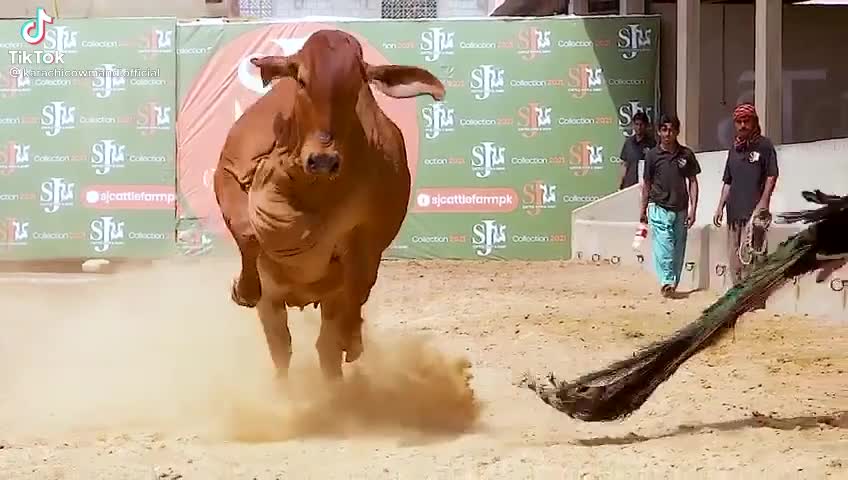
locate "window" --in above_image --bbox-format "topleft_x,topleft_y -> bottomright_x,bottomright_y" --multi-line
588,0 -> 620,15
381,0 -> 438,19
239,0 -> 273,17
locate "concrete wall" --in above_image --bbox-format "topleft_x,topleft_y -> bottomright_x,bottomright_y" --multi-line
0,0 -> 236,18
573,137 -> 848,231
271,0 -> 497,19
0,1 -> 512,21
8,2 -> 845,149
651,3 -> 848,151
571,137 -> 848,322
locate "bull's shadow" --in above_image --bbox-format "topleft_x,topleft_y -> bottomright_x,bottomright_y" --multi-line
571,410 -> 848,446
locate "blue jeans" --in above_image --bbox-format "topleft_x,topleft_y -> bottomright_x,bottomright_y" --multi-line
648,203 -> 688,288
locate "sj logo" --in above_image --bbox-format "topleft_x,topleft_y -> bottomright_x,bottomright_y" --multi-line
567,64 -> 604,99
137,102 -> 172,135
90,216 -> 125,253
0,217 -> 30,247
470,141 -> 506,178
517,27 -> 552,61
41,101 -> 76,137
421,102 -> 455,139
420,27 -> 455,62
517,102 -> 552,138
0,142 -> 31,176
471,220 -> 507,257
569,141 -> 605,176
469,65 -> 505,100
522,181 -> 557,216
618,24 -> 652,60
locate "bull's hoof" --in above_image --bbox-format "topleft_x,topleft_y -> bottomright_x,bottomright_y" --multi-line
343,333 -> 364,363
231,278 -> 260,308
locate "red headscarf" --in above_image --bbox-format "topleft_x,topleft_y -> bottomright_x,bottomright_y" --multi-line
733,102 -> 762,150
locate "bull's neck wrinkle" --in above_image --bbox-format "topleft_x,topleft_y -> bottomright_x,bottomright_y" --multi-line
355,87 -> 385,146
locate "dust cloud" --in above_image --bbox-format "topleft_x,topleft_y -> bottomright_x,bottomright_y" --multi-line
0,259 -> 481,443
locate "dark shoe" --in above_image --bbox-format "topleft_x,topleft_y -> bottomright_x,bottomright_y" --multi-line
660,284 -> 675,298
231,276 -> 261,308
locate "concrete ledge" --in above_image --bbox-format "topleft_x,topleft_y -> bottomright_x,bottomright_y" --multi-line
707,223 -> 806,295
571,219 -> 710,291
571,184 -> 640,223
0,273 -> 103,284
567,134 -> 848,321
572,211 -> 844,321
707,224 -> 734,295
767,272 -> 803,316
572,220 -> 645,267
769,264 -> 848,323
684,226 -> 711,292
0,258 -> 151,274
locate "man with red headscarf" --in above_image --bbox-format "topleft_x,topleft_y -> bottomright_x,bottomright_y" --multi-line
712,103 -> 780,287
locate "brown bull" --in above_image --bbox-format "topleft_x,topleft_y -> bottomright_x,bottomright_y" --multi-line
213,29 -> 445,380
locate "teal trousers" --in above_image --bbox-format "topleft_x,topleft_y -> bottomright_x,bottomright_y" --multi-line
647,202 -> 688,288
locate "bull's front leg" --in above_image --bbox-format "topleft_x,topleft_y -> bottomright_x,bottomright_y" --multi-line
213,165 -> 261,308
255,256 -> 293,380
339,297 -> 365,364
257,295 -> 293,380
315,293 -> 352,380
313,232 -> 381,379
338,263 -> 378,364
334,235 -> 383,363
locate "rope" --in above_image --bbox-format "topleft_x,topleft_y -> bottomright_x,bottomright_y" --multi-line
738,210 -> 772,266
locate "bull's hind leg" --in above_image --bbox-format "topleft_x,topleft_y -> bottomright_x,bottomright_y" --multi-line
256,294 -> 292,380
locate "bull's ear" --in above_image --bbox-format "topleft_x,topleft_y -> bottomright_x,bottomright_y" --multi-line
365,64 -> 446,101
250,55 -> 298,88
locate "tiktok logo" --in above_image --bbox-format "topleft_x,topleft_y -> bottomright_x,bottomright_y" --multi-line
20,7 -> 54,45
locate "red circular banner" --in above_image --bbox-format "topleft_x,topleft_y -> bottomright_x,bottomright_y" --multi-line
177,23 -> 421,236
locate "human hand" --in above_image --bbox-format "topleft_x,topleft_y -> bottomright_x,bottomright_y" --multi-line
639,210 -> 648,224
687,209 -> 697,228
755,200 -> 769,214
713,208 -> 723,228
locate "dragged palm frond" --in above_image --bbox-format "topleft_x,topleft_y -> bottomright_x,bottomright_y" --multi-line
523,190 -> 848,422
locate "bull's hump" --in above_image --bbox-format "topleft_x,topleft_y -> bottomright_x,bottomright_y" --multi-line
241,81 -> 296,124
223,81 -> 296,166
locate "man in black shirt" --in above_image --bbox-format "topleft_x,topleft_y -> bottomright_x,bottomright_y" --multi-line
712,103 -> 779,286
618,111 -> 656,190
639,114 -> 702,298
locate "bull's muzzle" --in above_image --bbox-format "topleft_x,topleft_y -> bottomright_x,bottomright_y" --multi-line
306,153 -> 340,175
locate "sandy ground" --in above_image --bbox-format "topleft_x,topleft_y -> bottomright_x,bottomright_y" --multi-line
0,257 -> 846,479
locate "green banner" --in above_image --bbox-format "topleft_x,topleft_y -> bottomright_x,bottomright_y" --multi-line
174,17 -> 660,260
0,17 -> 177,260
0,16 -> 659,261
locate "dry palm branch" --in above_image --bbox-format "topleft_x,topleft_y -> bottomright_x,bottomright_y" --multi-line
522,190 -> 848,422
